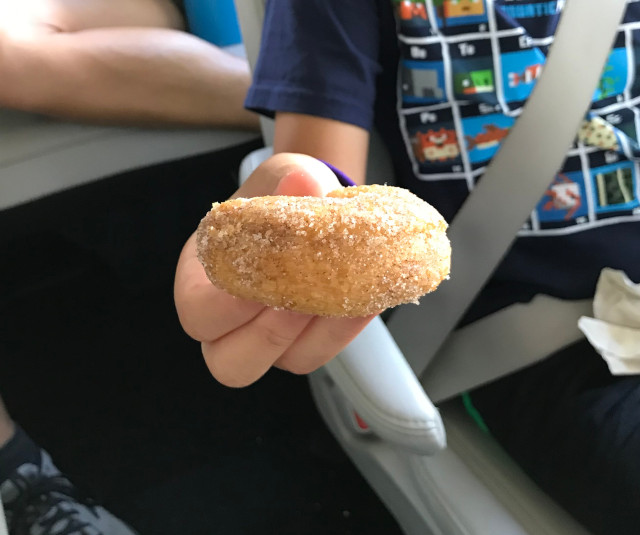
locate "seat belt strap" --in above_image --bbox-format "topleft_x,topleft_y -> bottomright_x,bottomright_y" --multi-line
422,296 -> 593,403
387,0 -> 628,377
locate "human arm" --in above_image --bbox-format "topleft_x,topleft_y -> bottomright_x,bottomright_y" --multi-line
274,112 -> 369,185
174,153 -> 376,387
174,0 -> 382,386
0,0 -> 258,129
174,111 -> 372,386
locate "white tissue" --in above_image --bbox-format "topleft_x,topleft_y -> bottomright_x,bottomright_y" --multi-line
578,268 -> 640,375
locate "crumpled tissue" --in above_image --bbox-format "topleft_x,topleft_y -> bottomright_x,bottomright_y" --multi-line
578,268 -> 640,375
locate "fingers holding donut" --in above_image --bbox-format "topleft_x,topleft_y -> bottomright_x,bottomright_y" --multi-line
234,152 -> 343,199
174,233 -> 264,343
174,153 -> 365,387
202,308 -> 314,387
179,151 -> 450,387
274,314 -> 377,375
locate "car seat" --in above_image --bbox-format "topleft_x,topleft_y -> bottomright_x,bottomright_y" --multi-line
0,20 -> 259,534
0,51 -> 258,211
237,152 -> 593,535
234,0 -> 625,533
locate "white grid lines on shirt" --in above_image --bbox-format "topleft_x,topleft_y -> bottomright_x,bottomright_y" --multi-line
624,26 -> 636,102
577,142 -> 597,225
440,33 -> 475,190
516,143 -> 640,237
486,0 -> 512,117
409,144 -> 617,183
635,159 -> 640,203
395,62 -> 425,180
517,212 -> 640,237
398,17 -> 640,48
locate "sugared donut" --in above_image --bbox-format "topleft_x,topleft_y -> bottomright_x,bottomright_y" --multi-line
196,184 -> 451,317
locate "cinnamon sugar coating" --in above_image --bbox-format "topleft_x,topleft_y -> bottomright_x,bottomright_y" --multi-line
196,184 -> 451,317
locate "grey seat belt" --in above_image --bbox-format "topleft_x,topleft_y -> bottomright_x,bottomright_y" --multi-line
387,0 -> 628,377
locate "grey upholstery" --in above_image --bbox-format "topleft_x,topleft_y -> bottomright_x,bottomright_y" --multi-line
0,108 -> 258,210
0,32 -> 259,535
311,376 -> 590,535
0,44 -> 259,211
237,142 -> 595,533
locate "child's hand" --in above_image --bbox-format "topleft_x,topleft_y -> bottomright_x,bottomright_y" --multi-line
174,153 -> 376,387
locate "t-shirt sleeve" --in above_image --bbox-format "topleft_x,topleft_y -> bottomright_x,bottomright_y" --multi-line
245,0 -> 383,131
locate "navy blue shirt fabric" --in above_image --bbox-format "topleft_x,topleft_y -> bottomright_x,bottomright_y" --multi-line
247,1 -> 385,130
246,0 -> 640,322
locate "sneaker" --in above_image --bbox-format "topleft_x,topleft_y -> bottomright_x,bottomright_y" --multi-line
0,426 -> 138,535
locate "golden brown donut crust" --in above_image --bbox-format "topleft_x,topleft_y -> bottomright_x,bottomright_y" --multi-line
196,184 -> 451,317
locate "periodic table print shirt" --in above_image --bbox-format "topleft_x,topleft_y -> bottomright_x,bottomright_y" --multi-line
394,0 -> 640,236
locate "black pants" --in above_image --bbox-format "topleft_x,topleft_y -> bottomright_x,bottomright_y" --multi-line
471,339 -> 640,534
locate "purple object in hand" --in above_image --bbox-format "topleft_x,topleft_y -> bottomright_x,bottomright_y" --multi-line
320,160 -> 357,187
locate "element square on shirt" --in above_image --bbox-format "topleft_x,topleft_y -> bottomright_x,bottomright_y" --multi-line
401,59 -> 447,104
591,162 -> 639,216
500,48 -> 546,103
461,114 -> 515,164
592,47 -> 629,102
403,108 -> 463,173
432,0 -> 489,31
535,171 -> 589,228
394,0 -> 434,37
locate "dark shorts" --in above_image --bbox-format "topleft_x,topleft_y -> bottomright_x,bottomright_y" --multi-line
470,339 -> 640,535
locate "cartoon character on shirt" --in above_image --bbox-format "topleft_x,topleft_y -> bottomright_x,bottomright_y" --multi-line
508,63 -> 542,88
542,174 -> 582,220
578,117 -> 620,152
465,123 -> 509,150
433,0 -> 487,27
396,0 -> 428,21
443,0 -> 485,18
454,69 -> 494,96
595,166 -> 636,211
413,128 -> 460,162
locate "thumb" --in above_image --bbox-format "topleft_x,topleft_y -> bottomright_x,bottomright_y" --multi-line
273,167 -> 336,197
235,153 -> 342,199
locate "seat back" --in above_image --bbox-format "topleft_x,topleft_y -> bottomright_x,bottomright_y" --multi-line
1,19 -> 259,212
0,108 -> 257,211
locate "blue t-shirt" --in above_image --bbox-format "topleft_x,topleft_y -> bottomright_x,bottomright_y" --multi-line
246,0 -> 640,322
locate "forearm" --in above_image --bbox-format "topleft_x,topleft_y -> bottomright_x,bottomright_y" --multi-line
0,27 -> 259,129
274,112 -> 370,185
